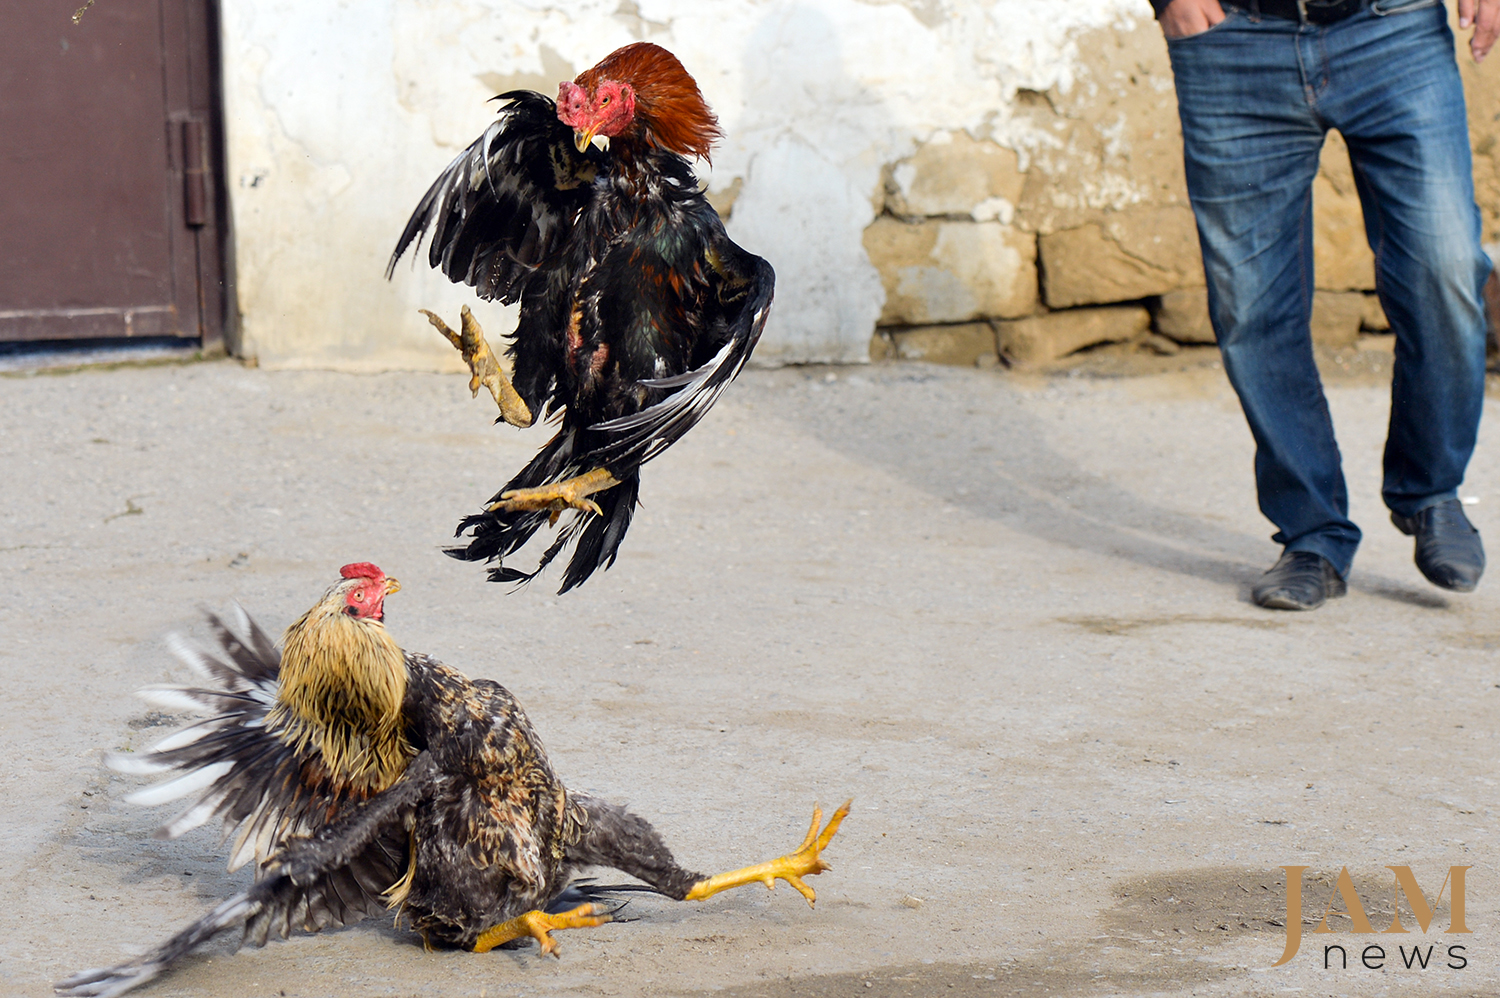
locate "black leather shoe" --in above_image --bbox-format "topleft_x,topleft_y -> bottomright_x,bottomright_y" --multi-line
1391,499 -> 1485,592
1251,551 -> 1347,611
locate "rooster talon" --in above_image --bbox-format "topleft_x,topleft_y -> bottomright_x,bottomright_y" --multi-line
472,902 -> 612,955
490,470 -> 620,518
684,799 -> 851,905
423,307 -> 533,427
786,875 -> 817,905
420,308 -> 463,350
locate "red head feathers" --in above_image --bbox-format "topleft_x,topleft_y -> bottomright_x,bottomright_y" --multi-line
558,42 -> 721,162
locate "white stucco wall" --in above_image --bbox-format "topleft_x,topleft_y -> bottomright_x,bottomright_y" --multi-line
220,0 -> 1149,370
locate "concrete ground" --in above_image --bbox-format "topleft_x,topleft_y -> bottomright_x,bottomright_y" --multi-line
2,352 -> 1497,998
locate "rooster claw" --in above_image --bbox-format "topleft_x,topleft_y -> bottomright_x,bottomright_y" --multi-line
472,901 -> 616,957
423,306 -> 533,428
487,468 -> 621,522
491,490 -> 604,521
685,799 -> 851,907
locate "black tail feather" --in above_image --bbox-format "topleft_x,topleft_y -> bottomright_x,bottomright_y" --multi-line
545,879 -> 672,925
547,878 -> 673,912
447,426 -> 641,593
55,883 -> 269,998
58,756 -> 435,998
557,472 -> 639,593
447,427 -> 576,566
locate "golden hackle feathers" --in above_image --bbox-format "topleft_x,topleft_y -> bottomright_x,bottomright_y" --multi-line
268,578 -> 412,798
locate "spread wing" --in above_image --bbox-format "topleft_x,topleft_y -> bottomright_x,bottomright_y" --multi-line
57,759 -> 434,998
107,608 -> 366,874
588,222 -> 774,469
386,90 -> 602,302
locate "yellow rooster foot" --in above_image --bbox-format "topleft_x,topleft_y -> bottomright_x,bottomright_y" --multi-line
685,799 -> 852,907
490,467 -> 622,525
470,902 -> 615,958
422,306 -> 533,428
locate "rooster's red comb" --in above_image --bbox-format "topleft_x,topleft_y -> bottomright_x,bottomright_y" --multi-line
340,562 -> 385,581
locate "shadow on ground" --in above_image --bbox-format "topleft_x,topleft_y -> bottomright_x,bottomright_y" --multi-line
770,364 -> 1462,610
692,866 -> 1442,998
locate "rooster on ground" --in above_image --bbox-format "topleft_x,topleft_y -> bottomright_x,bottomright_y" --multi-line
57,564 -> 846,998
388,42 -> 774,593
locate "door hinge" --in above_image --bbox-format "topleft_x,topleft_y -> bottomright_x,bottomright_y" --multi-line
182,117 -> 208,227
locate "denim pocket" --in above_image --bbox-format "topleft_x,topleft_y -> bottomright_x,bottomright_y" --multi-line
1371,0 -> 1440,14
1164,8 -> 1238,42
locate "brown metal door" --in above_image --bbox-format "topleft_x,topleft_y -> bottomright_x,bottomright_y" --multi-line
0,0 -> 226,346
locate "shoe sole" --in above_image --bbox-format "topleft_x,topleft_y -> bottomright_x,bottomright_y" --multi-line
1253,578 -> 1345,611
1423,575 -> 1478,593
1256,593 -> 1323,611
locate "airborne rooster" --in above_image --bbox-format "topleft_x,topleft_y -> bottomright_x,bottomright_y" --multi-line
388,42 -> 774,593
57,565 -> 847,998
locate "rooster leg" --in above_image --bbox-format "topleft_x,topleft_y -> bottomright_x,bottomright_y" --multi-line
470,902 -> 614,957
684,800 -> 851,907
422,306 -> 533,428
489,467 -> 622,524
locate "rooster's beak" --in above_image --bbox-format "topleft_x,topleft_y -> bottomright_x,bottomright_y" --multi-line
384,577 -> 401,595
574,129 -> 609,153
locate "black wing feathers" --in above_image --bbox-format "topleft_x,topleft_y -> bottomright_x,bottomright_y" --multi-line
387,92 -> 600,302
108,611 -> 399,875
392,94 -> 773,591
57,758 -> 437,998
589,235 -> 772,469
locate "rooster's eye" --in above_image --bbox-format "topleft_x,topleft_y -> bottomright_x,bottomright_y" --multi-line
600,97 -> 610,106
353,592 -> 364,601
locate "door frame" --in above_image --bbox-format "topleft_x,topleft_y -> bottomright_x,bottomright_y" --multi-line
0,0 -> 231,350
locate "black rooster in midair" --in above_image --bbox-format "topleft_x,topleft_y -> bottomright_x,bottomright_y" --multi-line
388,42 -> 774,593
57,564 -> 846,998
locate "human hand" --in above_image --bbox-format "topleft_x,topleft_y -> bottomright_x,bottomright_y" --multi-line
1158,0 -> 1226,40
1459,0 -> 1500,62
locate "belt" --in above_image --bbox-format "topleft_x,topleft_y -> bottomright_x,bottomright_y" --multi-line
1247,0 -> 1365,22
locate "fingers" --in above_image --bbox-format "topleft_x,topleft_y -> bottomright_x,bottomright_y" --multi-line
1158,0 -> 1225,40
557,902 -> 614,927
1471,0 -> 1500,62
492,491 -> 602,517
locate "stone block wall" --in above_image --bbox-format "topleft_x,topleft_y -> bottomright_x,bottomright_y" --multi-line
868,15 -> 1497,368
216,1 -> 1498,371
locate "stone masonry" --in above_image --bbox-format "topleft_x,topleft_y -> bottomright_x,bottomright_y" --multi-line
867,15 -> 1500,367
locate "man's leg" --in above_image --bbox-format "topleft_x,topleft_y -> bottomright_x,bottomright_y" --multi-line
1322,3 -> 1488,590
1168,11 -> 1361,605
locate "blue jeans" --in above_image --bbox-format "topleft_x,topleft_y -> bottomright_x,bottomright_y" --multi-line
1168,1 -> 1490,578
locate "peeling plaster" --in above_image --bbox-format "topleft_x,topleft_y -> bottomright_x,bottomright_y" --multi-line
220,0 -> 1148,368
